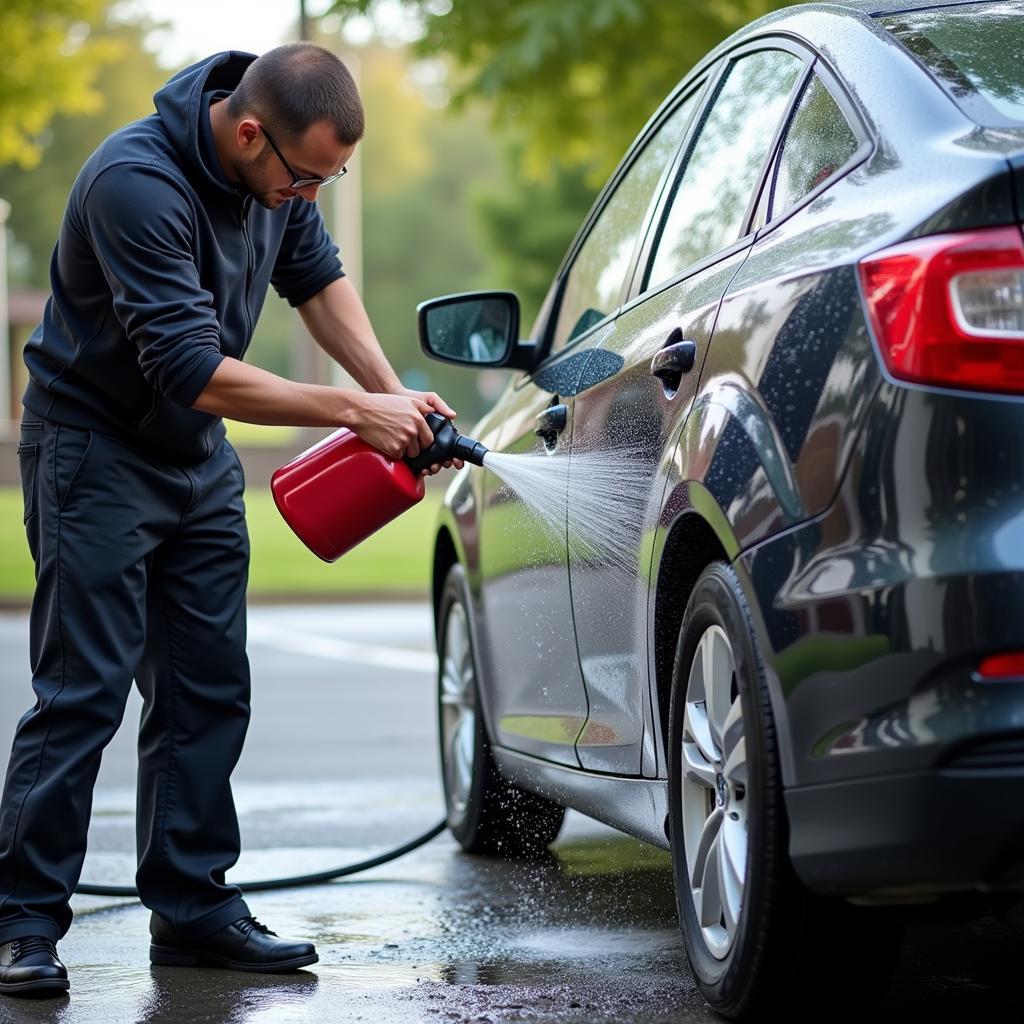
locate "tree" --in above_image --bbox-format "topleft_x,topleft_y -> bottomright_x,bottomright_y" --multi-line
329,0 -> 792,180
352,43 -> 505,420
0,12 -> 169,289
473,146 -> 593,323
0,0 -> 121,169
328,1 -> 792,327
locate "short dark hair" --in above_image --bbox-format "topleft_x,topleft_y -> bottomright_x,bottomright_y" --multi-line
228,43 -> 365,146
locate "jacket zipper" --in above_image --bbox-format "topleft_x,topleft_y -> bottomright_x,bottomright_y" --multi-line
209,195 -> 256,460
240,195 -> 255,347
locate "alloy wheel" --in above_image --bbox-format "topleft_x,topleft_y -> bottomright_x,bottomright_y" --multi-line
440,601 -> 476,817
681,624 -> 749,960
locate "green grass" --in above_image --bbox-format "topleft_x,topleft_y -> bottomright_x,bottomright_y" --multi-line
223,420 -> 301,447
0,492 -> 32,599
245,489 -> 442,595
0,488 -> 443,600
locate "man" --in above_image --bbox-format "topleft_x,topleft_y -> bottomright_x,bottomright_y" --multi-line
0,43 -> 458,998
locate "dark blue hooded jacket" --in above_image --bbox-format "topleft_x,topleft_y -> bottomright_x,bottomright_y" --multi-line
23,51 -> 344,463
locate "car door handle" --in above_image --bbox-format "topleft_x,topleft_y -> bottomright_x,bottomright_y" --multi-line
650,337 -> 697,389
535,403 -> 567,442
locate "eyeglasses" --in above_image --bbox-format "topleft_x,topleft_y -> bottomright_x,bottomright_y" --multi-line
259,124 -> 348,190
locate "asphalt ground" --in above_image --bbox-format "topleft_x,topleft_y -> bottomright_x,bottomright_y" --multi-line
0,603 -> 1021,1023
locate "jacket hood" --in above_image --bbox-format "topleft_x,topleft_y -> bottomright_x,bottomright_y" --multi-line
153,51 -> 257,194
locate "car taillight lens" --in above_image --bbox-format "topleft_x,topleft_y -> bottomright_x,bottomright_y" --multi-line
858,226 -> 1024,394
977,652 -> 1024,680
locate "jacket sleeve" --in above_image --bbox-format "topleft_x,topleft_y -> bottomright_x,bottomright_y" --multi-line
82,162 -> 224,408
270,196 -> 344,308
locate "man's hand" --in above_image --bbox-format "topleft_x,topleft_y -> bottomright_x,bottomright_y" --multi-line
348,393 -> 437,460
392,387 -> 457,421
389,387 -> 464,476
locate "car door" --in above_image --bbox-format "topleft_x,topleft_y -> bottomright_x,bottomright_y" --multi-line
476,338 -> 607,767
568,44 -> 810,777
477,90 -> 701,767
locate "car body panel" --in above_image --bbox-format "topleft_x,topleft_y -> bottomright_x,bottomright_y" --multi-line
569,250 -> 749,775
429,0 -> 1024,898
474,330 -> 616,766
745,380 -> 1024,789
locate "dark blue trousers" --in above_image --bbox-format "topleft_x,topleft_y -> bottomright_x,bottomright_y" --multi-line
0,416 -> 252,942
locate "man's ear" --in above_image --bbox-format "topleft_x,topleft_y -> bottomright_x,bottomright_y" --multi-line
236,119 -> 261,153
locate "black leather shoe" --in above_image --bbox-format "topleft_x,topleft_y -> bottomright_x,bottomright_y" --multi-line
150,915 -> 317,973
0,936 -> 70,997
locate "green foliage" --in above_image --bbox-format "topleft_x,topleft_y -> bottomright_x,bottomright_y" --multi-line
330,0 -> 794,333
0,0 -> 121,169
473,146 -> 594,325
331,0 -> 792,181
348,44 -> 506,420
0,11 -> 168,288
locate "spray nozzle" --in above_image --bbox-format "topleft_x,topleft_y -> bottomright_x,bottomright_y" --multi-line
405,412 -> 489,475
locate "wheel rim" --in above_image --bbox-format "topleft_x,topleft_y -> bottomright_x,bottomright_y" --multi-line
681,624 -> 748,960
440,601 -> 476,818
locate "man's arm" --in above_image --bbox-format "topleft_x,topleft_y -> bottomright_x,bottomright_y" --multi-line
268,201 -> 459,471
191,358 -> 437,460
298,276 -> 402,393
194,277 -> 461,464
297,277 -> 457,419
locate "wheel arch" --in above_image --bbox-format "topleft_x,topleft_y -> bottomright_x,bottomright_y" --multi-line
432,526 -> 459,630
652,510 -> 732,767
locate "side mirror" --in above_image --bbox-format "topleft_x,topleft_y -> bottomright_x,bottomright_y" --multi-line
417,291 -> 537,371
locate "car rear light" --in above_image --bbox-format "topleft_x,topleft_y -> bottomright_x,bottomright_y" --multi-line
858,226 -> 1024,394
976,652 -> 1024,680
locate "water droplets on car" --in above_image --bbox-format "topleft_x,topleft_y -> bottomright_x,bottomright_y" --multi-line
481,447 -> 655,575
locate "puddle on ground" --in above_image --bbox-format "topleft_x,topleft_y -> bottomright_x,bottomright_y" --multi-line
313,961 -> 445,989
508,926 -> 683,959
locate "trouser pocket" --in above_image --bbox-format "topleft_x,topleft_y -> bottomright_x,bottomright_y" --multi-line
16,442 -> 39,524
53,425 -> 94,510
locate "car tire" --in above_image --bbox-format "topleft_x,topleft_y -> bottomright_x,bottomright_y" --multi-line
437,563 -> 565,858
667,561 -> 902,1019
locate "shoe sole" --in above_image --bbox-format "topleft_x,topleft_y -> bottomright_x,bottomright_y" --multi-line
0,977 -> 70,998
149,943 -> 318,973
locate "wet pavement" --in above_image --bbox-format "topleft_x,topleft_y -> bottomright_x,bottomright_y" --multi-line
0,604 -> 1022,1023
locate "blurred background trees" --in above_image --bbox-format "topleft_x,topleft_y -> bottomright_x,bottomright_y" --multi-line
1,0 -> 788,425
330,0 -> 789,322
0,0 -> 120,168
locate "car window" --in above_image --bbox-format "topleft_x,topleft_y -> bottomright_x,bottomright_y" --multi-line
881,2 -> 1024,124
550,92 -> 700,353
647,49 -> 804,290
770,74 -> 860,219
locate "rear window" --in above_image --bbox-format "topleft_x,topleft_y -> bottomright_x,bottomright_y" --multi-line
880,2 -> 1024,125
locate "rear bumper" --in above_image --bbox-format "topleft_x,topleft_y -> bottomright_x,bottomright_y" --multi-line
787,750 -> 1024,898
741,376 -> 1024,897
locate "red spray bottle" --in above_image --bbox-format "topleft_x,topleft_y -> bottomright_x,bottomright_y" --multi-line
271,412 -> 488,562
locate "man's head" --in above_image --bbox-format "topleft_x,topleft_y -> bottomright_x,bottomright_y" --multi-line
222,43 -> 364,209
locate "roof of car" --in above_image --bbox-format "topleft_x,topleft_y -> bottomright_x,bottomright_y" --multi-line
798,0 -> 1001,16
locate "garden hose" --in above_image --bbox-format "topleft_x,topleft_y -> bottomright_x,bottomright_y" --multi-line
74,818 -> 447,897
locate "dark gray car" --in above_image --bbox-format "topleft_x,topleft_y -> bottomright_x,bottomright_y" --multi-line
417,1 -> 1024,1017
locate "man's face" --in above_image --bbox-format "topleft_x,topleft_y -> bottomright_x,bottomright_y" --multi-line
235,119 -> 355,210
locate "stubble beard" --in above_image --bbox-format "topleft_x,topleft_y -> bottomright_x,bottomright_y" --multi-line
233,148 -> 292,210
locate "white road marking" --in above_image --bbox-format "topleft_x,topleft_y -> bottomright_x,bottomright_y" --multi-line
247,623 -> 436,674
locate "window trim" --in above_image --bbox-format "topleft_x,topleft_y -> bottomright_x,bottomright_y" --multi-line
753,59 -> 875,239
628,39 -> 813,307
525,28 -> 879,376
532,75 -> 711,367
